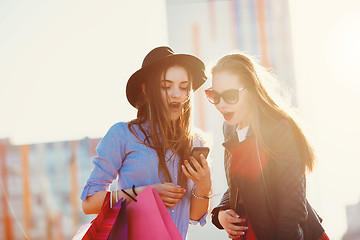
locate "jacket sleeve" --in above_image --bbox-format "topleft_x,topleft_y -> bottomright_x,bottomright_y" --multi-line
211,188 -> 231,229
272,120 -> 308,240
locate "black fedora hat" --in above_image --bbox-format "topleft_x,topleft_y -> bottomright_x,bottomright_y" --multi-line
126,46 -> 207,108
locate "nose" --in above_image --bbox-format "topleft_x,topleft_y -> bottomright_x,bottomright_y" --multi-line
170,86 -> 181,98
215,97 -> 227,110
217,97 -> 227,107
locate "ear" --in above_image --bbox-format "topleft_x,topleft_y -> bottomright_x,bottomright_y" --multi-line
141,83 -> 146,95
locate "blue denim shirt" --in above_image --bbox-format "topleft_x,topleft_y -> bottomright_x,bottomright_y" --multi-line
81,122 -> 207,239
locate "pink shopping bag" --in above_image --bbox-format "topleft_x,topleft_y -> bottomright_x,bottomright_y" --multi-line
73,192 -> 125,240
108,198 -> 127,240
127,186 -> 182,240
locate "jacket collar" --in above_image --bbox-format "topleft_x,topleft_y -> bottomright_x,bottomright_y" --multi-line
222,135 -> 238,151
222,124 -> 254,151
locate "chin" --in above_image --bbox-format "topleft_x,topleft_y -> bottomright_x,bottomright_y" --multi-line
170,115 -> 180,122
226,116 -> 242,126
225,120 -> 238,126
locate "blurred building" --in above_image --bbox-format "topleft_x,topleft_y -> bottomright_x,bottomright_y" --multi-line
0,138 -> 100,240
342,200 -> 360,240
166,0 -> 296,99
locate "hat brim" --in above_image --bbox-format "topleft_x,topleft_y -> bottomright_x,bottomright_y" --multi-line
126,54 -> 207,108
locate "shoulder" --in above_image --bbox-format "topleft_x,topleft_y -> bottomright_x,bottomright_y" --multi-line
271,118 -> 294,138
107,121 -> 129,134
266,118 -> 302,161
110,121 -> 129,130
103,121 -> 135,141
262,118 -> 295,142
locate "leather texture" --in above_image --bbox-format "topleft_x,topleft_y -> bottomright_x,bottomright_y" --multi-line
211,119 -> 325,240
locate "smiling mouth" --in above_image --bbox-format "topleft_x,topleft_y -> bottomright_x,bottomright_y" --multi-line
222,112 -> 234,120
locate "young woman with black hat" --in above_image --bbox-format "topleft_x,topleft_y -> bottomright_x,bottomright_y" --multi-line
81,46 -> 212,239
207,53 -> 329,240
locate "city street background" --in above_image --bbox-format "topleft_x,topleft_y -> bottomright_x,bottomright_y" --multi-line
1,0 -> 360,239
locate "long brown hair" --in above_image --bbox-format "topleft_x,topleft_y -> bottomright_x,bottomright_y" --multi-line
212,54 -> 315,172
128,60 -> 194,188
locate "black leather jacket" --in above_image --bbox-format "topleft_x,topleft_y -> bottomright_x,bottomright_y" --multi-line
211,119 -> 325,240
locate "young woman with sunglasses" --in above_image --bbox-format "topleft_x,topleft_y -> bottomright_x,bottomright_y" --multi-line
207,53 -> 328,240
81,47 -> 212,239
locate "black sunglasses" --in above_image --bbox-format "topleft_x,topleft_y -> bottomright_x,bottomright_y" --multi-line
205,88 -> 244,104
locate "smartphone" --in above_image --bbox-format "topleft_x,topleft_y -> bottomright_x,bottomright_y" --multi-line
189,147 -> 210,169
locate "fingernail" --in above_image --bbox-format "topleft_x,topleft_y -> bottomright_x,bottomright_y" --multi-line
236,215 -> 240,218
239,232 -> 245,235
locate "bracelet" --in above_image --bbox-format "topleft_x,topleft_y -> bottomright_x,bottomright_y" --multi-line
191,186 -> 212,200
132,185 -> 138,196
121,189 -> 137,202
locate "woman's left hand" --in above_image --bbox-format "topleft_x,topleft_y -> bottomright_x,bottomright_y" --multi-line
182,154 -> 211,196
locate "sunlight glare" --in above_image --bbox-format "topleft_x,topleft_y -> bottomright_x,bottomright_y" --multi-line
324,11 -> 360,85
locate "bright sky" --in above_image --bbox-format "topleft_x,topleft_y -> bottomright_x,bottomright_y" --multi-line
1,1 -> 360,239
0,1 -> 166,144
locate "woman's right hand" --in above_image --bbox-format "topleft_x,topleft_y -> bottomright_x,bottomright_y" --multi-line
218,209 -> 248,239
152,182 -> 186,208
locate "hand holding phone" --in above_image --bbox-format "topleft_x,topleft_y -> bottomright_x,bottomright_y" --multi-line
189,147 -> 210,169
183,146 -> 212,194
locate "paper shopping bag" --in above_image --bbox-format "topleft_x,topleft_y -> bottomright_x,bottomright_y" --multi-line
152,187 -> 183,239
107,198 -> 127,240
72,192 -> 124,240
127,186 -> 182,240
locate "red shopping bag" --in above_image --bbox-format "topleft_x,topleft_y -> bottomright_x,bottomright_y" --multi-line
127,186 -> 182,240
73,192 -> 125,240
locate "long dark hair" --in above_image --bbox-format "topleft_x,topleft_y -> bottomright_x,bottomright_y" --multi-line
128,60 -> 194,188
212,54 -> 315,172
